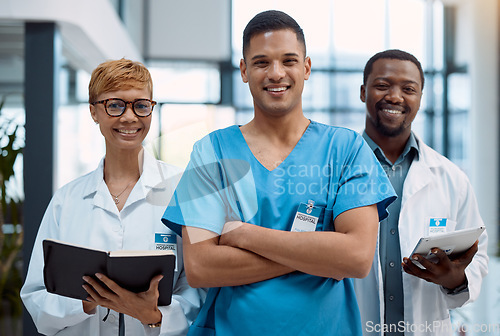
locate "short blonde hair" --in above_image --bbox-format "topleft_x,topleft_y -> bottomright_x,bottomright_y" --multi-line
88,58 -> 153,103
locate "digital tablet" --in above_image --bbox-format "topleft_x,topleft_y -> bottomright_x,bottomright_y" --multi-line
409,226 -> 485,269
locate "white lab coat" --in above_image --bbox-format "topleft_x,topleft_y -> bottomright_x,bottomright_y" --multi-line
21,149 -> 205,336
354,137 -> 489,336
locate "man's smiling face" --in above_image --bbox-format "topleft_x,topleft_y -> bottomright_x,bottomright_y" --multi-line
240,29 -> 311,118
361,58 -> 422,138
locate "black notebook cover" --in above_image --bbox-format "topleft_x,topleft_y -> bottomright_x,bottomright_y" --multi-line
43,239 -> 175,306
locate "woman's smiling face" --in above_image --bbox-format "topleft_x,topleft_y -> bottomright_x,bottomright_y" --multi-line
90,87 -> 152,152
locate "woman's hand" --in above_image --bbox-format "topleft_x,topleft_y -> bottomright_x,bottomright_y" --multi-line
82,273 -> 163,325
82,300 -> 98,314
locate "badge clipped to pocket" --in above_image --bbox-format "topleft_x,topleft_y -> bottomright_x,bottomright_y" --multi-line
155,233 -> 178,271
428,218 -> 447,236
291,200 -> 322,232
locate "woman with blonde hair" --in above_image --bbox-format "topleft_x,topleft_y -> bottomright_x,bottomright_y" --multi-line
21,58 -> 203,335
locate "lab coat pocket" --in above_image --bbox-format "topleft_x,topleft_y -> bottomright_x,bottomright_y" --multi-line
426,217 -> 457,236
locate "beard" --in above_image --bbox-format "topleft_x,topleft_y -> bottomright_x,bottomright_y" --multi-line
373,115 -> 406,137
373,102 -> 410,137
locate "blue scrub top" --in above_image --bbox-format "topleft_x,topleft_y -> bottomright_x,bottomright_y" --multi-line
163,121 -> 396,336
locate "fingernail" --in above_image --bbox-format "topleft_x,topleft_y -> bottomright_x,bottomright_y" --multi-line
412,255 -> 419,261
95,273 -> 103,279
431,249 -> 438,254
82,276 -> 89,282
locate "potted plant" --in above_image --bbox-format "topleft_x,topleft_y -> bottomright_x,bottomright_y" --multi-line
0,94 -> 24,336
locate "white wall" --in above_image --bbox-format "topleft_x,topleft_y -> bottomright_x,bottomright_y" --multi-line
146,0 -> 231,61
0,0 -> 142,73
455,0 -> 499,332
467,0 -> 499,256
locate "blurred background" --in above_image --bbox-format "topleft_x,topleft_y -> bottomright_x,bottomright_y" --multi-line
0,0 -> 498,335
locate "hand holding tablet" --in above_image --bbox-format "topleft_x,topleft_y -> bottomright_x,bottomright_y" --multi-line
408,226 -> 486,269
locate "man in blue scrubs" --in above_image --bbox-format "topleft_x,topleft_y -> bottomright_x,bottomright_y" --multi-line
163,10 -> 396,336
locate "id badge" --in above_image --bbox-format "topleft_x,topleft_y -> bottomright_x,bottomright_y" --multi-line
155,233 -> 178,271
429,218 -> 447,236
291,201 -> 322,232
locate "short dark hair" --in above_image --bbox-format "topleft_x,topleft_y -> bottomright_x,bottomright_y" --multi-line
242,10 -> 306,60
363,49 -> 425,89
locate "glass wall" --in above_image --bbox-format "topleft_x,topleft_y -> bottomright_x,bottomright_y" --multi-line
55,0 -> 472,183
55,59 -> 231,186
147,61 -> 235,168
55,63 -> 105,189
231,0 -> 470,170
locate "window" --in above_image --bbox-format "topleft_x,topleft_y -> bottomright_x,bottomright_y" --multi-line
231,0 -> 468,167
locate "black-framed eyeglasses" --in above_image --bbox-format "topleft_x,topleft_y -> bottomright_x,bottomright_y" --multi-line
91,98 -> 157,117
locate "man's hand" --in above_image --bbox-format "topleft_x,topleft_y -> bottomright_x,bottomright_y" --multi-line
82,273 -> 163,325
218,204 -> 378,280
219,221 -> 251,248
402,240 -> 478,290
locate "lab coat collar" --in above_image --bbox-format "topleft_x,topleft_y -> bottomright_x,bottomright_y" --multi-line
413,134 -> 447,169
140,148 -> 167,190
401,134 -> 447,204
82,158 -> 105,200
81,148 -> 168,211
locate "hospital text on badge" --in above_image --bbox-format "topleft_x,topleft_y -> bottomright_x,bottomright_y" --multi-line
155,233 -> 178,270
429,218 -> 447,235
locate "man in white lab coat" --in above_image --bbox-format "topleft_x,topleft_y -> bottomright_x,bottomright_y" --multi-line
355,49 -> 488,336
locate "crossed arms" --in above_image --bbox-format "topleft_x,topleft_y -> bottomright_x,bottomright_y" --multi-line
182,204 -> 379,288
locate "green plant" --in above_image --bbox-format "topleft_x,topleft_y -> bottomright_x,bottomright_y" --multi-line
0,95 -> 24,334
